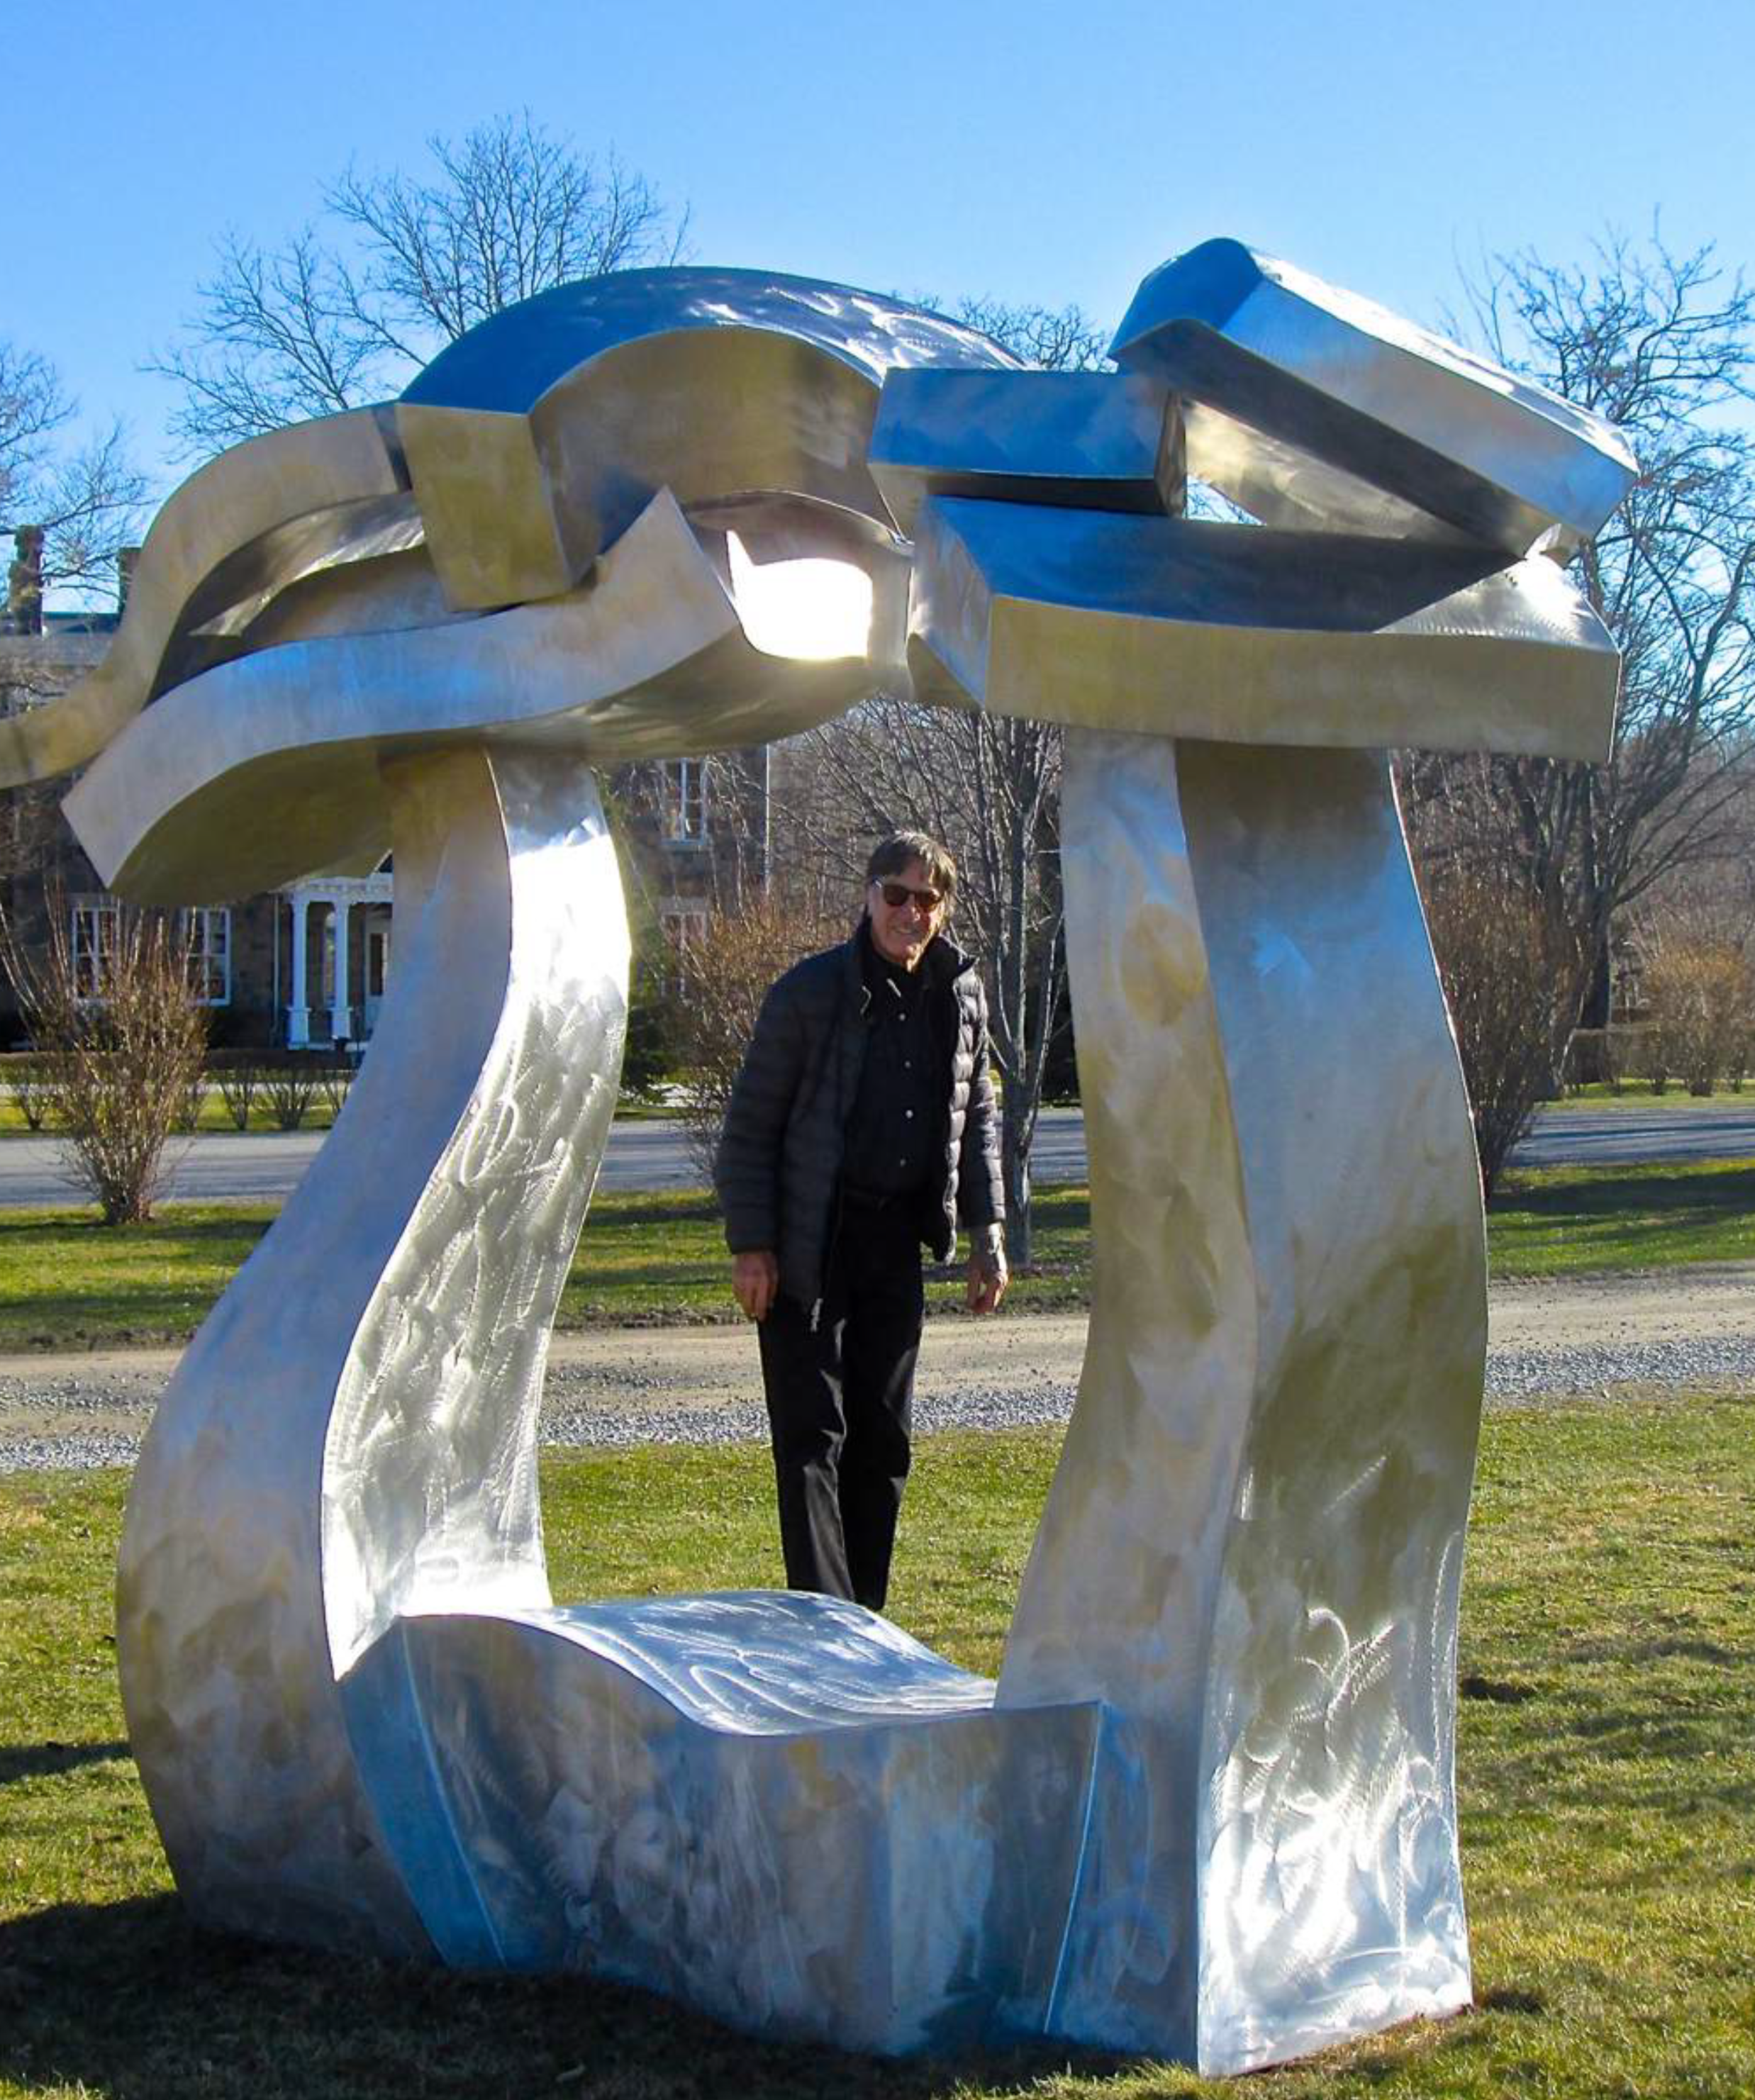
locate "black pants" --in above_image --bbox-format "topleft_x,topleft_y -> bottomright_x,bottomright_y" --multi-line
757,1201 -> 924,1613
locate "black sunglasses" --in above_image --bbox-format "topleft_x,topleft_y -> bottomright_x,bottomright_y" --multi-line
874,879 -> 944,912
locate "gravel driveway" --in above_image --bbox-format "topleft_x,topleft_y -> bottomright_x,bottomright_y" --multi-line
4,1266 -> 1751,1475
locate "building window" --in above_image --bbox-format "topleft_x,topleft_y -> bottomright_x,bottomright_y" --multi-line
660,758 -> 707,844
658,904 -> 709,998
69,898 -> 121,999
180,907 -> 232,1005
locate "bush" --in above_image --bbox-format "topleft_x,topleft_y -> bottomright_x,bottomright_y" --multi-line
1421,863 -> 1585,1201
669,897 -> 845,1183
1,906 -> 208,1224
2,1050 -> 59,1130
1641,937 -> 1755,1097
211,1049 -> 263,1130
262,1059 -> 320,1132
316,1050 -> 355,1121
621,969 -> 681,1101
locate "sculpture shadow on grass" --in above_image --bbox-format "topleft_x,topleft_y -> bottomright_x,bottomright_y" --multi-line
0,1737 -> 130,1785
0,1897 -> 1143,2100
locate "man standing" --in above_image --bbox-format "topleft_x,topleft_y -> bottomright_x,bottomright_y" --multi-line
715,832 -> 1008,1613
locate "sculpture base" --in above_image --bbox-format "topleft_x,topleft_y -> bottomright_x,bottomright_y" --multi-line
344,1591 -> 1106,2055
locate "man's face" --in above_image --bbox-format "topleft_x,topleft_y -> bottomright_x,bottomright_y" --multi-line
868,857 -> 946,971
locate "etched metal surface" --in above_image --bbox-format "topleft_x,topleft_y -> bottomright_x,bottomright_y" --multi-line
345,1594 -> 1098,2051
116,748 -> 627,1949
998,734 -> 1483,2072
11,250 -> 1633,2074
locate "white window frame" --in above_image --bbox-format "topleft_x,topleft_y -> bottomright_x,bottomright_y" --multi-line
660,757 -> 708,845
180,906 -> 233,1007
658,903 -> 710,998
69,897 -> 121,1002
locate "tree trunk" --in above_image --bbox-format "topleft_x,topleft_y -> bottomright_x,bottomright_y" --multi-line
1002,1098 -> 1032,1268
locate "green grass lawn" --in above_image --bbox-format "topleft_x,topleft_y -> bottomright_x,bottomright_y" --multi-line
0,1161 -> 1751,1351
0,1187 -> 1096,1351
0,1092 -> 345,1138
1487,1158 -> 1755,1276
1550,1080 -> 1754,1110
2,1395 -> 1751,2097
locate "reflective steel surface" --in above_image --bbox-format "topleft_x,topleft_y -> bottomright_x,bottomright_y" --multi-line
398,268 -> 1017,607
907,496 -> 1622,761
65,489 -> 903,902
1000,734 -> 1483,2072
24,246 -> 1632,2074
117,747 -> 627,1951
0,407 -> 406,783
1112,239 -> 1637,557
345,1593 -> 1098,2052
869,369 -> 1181,535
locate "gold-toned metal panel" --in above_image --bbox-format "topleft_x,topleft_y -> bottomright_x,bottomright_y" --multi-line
395,403 -> 579,608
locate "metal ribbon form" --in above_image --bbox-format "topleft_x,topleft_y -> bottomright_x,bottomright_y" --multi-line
6,246 -> 1633,2074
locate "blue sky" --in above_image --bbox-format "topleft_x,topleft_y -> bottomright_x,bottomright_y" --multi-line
13,0 -> 1754,535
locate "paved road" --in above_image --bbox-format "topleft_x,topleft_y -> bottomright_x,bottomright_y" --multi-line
1,1100 -> 1751,1208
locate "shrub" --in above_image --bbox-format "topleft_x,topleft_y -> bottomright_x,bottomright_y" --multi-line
669,896 -> 845,1183
1420,862 -> 1586,1201
3,1050 -> 59,1130
1,905 -> 208,1224
211,1049 -> 263,1130
1642,937 -> 1755,1097
316,1051 -> 355,1121
263,1059 -> 319,1132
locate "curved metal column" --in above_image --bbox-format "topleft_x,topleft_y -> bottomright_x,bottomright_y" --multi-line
1000,729 -> 1485,2074
116,745 -> 628,1952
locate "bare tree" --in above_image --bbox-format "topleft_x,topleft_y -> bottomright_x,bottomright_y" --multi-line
949,296 -> 1108,374
1417,854 -> 1587,1201
155,113 -> 686,454
0,343 -> 146,607
1419,234 -> 1755,1042
670,894 -> 843,1183
758,298 -> 1110,1264
2,899 -> 208,1224
786,701 -> 1064,1263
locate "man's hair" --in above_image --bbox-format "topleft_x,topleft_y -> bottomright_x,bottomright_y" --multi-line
866,830 -> 957,905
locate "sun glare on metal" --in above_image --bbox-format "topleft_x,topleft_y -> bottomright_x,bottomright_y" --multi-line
727,530 -> 872,660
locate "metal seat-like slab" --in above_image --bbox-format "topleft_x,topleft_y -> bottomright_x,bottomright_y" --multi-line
345,1594 -> 1101,2056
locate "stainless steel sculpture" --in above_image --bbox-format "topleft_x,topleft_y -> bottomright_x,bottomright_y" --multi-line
4,245 -> 1632,2074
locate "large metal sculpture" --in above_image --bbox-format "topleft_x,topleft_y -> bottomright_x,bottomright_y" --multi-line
1,245 -> 1632,2074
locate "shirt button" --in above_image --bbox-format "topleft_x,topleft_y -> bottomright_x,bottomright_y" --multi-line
905,1109 -> 915,1119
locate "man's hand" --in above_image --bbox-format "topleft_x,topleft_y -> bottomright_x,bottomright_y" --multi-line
732,1250 -> 780,1322
966,1246 -> 1008,1317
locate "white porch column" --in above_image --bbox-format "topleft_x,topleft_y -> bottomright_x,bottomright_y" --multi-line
287,891 -> 311,1048
330,899 -> 353,1043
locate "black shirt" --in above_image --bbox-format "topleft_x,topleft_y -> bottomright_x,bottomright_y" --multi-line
842,922 -> 940,1202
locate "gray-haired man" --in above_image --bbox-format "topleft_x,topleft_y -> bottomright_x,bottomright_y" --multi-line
714,832 -> 1008,1611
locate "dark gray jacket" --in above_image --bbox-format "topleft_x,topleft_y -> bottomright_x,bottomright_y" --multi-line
715,925 -> 1004,1312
